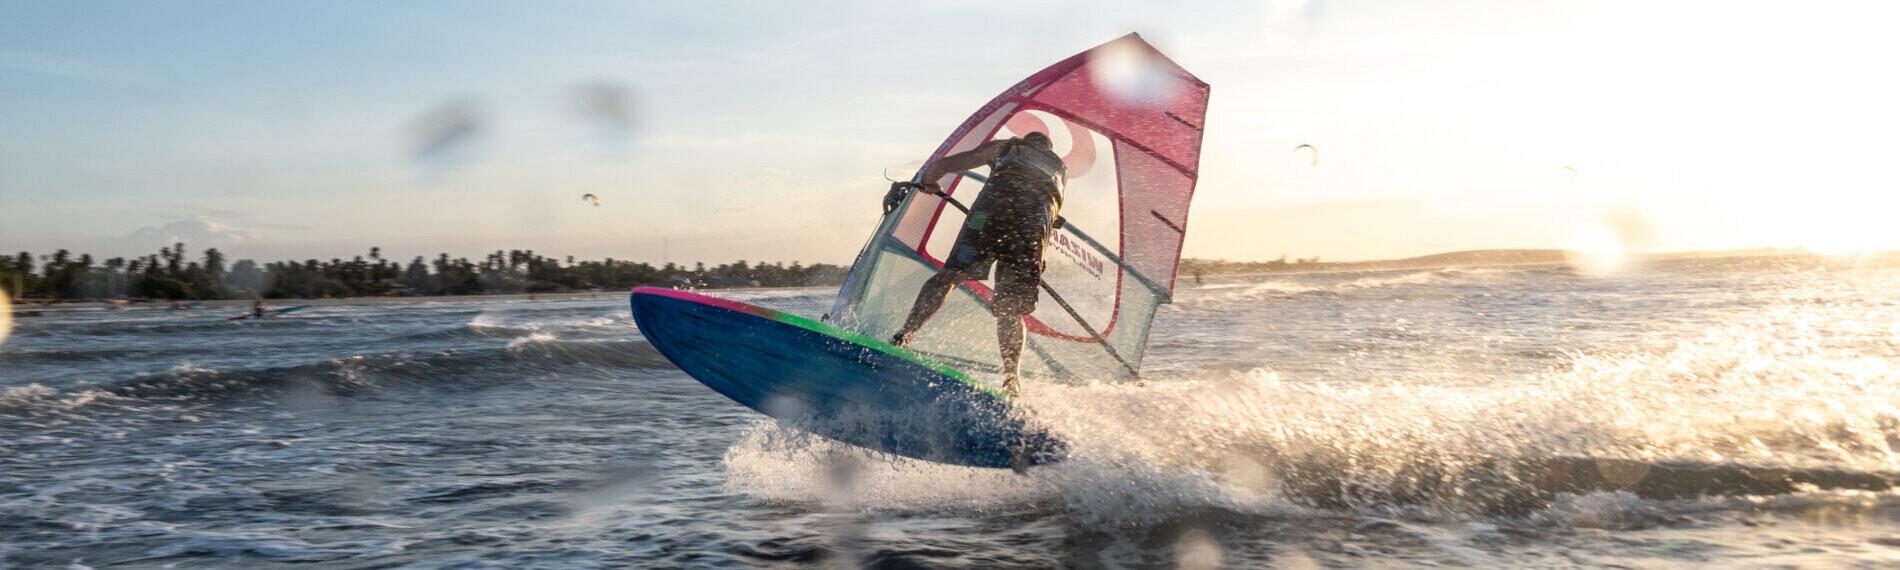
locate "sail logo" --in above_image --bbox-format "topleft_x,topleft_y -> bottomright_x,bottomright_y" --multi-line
1050,231 -> 1105,279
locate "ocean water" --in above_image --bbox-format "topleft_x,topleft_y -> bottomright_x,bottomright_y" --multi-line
4,255 -> 1900,568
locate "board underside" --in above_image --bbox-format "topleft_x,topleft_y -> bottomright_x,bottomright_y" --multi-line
629,287 -> 1066,469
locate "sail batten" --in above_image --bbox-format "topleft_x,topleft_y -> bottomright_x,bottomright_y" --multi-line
830,35 -> 1209,381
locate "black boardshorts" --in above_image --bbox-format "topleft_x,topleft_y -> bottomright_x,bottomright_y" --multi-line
942,201 -> 1049,318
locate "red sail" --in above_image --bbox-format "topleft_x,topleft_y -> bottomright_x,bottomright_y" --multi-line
832,34 -> 1210,380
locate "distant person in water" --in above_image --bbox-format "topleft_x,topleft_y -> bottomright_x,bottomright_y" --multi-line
252,298 -> 266,319
886,131 -> 1066,397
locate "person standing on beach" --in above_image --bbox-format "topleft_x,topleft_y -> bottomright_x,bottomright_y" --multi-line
885,131 -> 1066,397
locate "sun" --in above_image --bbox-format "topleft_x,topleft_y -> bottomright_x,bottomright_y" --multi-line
1565,225 -> 1626,276
1797,226 -> 1881,258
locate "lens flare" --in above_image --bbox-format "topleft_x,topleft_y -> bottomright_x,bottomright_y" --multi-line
570,81 -> 639,149
407,98 -> 485,174
1087,40 -> 1174,108
571,82 -> 635,129
1174,528 -> 1223,570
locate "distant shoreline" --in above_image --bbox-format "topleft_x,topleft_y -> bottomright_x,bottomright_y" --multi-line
13,286 -> 827,312
13,247 -> 1889,312
1182,247 -> 1889,278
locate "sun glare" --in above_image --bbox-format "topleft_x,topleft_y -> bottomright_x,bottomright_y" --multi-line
1728,199 -> 1896,258
0,288 -> 12,347
1565,224 -> 1626,276
1803,234 -> 1876,258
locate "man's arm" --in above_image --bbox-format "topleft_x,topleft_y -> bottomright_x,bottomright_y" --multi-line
920,139 -> 1011,190
882,139 -> 1012,214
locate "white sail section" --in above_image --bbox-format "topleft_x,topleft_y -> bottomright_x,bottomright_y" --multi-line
829,34 -> 1210,380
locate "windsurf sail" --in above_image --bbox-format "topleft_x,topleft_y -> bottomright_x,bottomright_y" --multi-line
828,34 -> 1209,381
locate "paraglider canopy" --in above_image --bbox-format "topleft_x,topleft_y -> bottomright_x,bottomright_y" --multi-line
581,193 -> 601,206
1294,144 -> 1318,166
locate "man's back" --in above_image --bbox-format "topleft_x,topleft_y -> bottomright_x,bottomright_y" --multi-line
973,138 -> 1067,233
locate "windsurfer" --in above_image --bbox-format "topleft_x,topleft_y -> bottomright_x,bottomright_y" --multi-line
888,132 -> 1066,396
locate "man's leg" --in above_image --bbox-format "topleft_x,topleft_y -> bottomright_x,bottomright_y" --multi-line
992,256 -> 1040,398
894,218 -> 990,347
996,314 -> 1025,397
891,269 -> 961,347
993,262 -> 1035,474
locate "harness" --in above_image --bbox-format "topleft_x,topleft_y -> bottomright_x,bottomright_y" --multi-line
988,138 -> 1067,211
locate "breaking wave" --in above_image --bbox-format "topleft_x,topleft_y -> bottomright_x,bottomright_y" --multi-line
725,297 -> 1900,522
0,339 -> 670,417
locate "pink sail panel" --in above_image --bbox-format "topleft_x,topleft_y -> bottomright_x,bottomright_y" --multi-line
832,34 -> 1209,380
902,33 -> 1208,295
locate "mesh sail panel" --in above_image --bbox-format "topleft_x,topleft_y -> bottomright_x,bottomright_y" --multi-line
830,34 -> 1209,381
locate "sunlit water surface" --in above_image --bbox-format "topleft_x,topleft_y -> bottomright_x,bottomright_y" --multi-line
4,255 -> 1900,568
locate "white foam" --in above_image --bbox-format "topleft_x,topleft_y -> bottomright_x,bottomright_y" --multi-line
723,291 -> 1900,521
505,331 -> 558,349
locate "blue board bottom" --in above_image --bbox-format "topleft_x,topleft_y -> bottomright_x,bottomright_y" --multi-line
629,288 -> 1067,469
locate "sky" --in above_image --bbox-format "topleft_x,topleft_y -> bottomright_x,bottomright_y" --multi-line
3,0 -> 1898,265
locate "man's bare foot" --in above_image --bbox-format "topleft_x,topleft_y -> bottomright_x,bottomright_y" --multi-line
1002,375 -> 1020,398
890,332 -> 911,348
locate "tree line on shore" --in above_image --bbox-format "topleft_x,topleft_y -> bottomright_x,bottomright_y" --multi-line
0,243 -> 848,301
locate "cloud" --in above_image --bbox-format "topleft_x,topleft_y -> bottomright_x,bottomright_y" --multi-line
0,50 -> 140,84
153,207 -> 308,232
91,218 -> 255,258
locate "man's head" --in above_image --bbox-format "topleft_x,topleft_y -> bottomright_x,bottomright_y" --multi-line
1021,131 -> 1052,151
